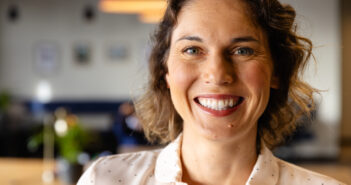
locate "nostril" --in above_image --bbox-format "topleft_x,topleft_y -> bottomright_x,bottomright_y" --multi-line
204,75 -> 233,85
201,66 -> 234,85
223,74 -> 234,84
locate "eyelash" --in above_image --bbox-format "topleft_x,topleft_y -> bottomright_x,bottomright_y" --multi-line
231,47 -> 255,56
182,46 -> 202,55
182,46 -> 255,57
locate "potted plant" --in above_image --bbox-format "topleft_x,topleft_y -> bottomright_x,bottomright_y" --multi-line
28,108 -> 91,184
55,114 -> 90,184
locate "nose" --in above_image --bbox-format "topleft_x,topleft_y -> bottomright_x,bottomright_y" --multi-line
202,53 -> 234,85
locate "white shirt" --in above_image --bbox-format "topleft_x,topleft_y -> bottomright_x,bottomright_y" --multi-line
77,135 -> 345,185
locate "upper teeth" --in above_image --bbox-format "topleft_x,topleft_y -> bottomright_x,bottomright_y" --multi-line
198,98 -> 238,110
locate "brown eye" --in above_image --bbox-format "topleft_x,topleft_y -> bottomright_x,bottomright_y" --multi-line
234,47 -> 254,56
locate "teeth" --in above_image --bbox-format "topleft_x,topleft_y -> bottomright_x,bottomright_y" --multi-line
218,100 -> 224,110
229,99 -> 234,107
199,98 -> 207,107
211,99 -> 217,109
198,97 -> 239,110
206,99 -> 211,107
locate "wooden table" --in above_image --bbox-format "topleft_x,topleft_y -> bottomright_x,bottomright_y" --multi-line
0,158 -> 62,185
300,163 -> 351,184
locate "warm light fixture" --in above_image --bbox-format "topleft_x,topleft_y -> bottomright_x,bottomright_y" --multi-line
139,9 -> 165,23
99,0 -> 166,23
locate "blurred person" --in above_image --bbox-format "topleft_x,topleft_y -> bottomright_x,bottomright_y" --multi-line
112,102 -> 148,152
78,0 -> 345,184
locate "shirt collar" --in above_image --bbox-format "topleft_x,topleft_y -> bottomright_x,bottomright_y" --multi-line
154,134 -> 279,185
246,142 -> 279,185
155,134 -> 184,183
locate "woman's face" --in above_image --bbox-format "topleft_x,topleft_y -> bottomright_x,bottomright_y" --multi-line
165,0 -> 278,141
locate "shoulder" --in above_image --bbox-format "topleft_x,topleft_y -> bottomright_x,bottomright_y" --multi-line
275,157 -> 345,185
77,149 -> 161,185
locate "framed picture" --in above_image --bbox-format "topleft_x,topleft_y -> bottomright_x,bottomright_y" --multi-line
33,41 -> 60,76
73,42 -> 92,65
105,42 -> 129,62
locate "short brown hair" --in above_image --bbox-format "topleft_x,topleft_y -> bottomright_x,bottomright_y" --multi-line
135,0 -> 317,148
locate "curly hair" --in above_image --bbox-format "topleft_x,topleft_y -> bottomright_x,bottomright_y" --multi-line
135,0 -> 317,148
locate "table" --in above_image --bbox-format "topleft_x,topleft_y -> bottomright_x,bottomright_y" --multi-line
0,158 -> 62,185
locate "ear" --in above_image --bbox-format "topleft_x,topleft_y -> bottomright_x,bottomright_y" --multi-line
270,76 -> 279,89
165,73 -> 170,88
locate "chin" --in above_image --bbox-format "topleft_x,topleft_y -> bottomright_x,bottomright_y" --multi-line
198,124 -> 241,141
189,118 -> 257,143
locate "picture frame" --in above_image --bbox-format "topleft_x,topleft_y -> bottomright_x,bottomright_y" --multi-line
73,42 -> 92,65
105,42 -> 129,62
33,41 -> 60,76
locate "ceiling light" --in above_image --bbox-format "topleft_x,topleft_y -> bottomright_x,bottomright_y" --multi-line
99,0 -> 166,23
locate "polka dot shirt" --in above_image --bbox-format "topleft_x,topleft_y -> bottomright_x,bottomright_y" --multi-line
77,134 -> 345,185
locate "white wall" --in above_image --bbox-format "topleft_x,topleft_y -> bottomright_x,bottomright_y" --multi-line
280,0 -> 341,125
279,0 -> 341,157
0,0 -> 154,101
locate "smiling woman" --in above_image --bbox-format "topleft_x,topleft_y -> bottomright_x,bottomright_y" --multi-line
137,0 -> 312,149
78,0 -> 345,184
165,1 -> 277,148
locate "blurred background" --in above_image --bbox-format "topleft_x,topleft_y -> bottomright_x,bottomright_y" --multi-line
0,0 -> 350,184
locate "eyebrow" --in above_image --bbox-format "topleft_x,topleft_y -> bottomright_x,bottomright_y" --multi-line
231,36 -> 259,43
176,36 -> 203,42
176,35 -> 259,43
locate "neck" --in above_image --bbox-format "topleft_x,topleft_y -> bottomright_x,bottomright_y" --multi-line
181,127 -> 258,185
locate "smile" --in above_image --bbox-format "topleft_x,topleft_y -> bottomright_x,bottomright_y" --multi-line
198,97 -> 241,110
194,95 -> 244,117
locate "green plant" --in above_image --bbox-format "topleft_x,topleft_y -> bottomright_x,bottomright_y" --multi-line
28,117 -> 91,164
56,123 -> 90,163
0,91 -> 10,112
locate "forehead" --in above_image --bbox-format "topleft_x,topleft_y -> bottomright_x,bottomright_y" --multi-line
172,0 -> 263,42
182,0 -> 250,17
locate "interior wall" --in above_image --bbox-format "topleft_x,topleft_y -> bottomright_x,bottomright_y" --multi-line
275,0 -> 342,156
0,0 -> 155,101
281,0 -> 341,126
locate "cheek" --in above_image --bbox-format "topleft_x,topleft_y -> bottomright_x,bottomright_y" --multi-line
241,62 -> 272,92
167,62 -> 197,91
167,61 -> 198,119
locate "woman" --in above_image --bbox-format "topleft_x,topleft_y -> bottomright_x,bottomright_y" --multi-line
78,0 -> 345,184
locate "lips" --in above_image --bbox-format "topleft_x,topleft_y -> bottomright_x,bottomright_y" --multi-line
194,95 -> 244,117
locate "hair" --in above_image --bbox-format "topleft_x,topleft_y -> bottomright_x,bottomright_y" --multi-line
135,0 -> 317,148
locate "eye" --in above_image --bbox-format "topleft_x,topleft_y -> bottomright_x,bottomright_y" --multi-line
233,47 -> 254,56
183,47 -> 201,55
